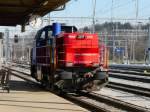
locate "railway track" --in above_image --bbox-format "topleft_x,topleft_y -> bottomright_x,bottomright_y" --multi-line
7,65 -> 150,97
109,72 -> 150,83
7,68 -> 150,112
4,64 -> 150,97
109,64 -> 150,72
3,65 -> 150,112
107,81 -> 150,97
109,69 -> 150,77
3,66 -> 36,84
63,93 -> 111,112
108,69 -> 150,97
11,63 -> 150,82
63,91 -> 150,112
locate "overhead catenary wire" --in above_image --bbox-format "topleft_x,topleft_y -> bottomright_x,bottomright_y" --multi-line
95,0 -> 133,17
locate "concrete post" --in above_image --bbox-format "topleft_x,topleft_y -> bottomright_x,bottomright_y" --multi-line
148,24 -> 150,64
0,33 -> 4,69
21,24 -> 25,32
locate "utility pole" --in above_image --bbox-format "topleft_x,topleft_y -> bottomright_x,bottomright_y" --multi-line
49,13 -> 51,25
21,36 -> 25,61
125,36 -> 128,64
148,18 -> 150,64
133,0 -> 139,63
0,33 -> 4,69
92,0 -> 96,33
5,29 -> 9,62
111,0 -> 115,63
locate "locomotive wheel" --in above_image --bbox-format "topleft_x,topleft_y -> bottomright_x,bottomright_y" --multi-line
40,81 -> 46,88
52,85 -> 66,96
57,89 -> 66,96
75,89 -> 81,94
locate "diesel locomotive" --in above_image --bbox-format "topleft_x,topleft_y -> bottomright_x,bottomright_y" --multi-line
31,23 -> 108,92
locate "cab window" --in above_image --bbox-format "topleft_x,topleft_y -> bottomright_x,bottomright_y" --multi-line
48,29 -> 53,38
36,30 -> 46,47
40,31 -> 46,40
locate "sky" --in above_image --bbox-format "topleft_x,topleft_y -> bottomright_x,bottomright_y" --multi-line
50,0 -> 150,21
43,0 -> 150,29
2,0 -> 150,35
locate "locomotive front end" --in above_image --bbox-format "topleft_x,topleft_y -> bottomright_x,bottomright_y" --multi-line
55,32 -> 108,92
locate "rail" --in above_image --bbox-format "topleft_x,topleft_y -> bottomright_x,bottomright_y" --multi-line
63,91 -> 150,112
107,81 -> 150,97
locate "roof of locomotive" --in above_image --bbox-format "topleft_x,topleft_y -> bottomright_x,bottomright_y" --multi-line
34,25 -> 78,39
39,25 -> 78,33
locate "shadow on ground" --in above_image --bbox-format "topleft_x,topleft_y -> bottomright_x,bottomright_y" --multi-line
8,80 -> 43,92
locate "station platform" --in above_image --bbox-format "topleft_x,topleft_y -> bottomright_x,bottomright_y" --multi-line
0,75 -> 88,112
